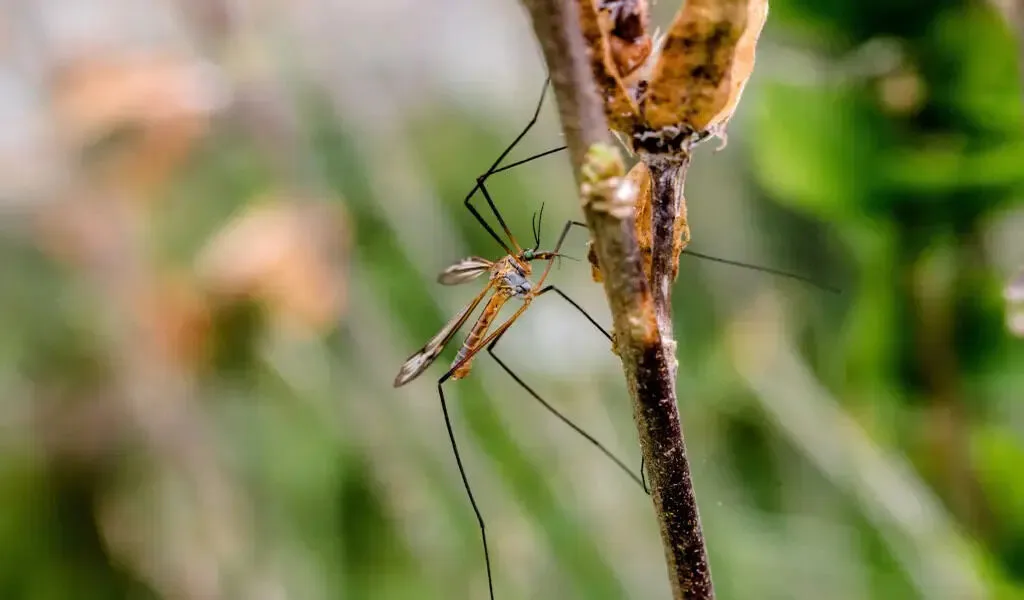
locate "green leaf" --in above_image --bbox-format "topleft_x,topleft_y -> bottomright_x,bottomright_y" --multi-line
752,84 -> 886,221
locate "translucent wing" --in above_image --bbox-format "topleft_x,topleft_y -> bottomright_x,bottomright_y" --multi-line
437,256 -> 493,285
393,280 -> 494,387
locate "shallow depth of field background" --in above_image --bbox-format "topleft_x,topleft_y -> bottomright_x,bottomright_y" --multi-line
1,0 -> 1023,599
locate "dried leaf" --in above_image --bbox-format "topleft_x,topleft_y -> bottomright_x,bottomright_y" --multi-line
629,162 -> 655,281
588,161 -> 689,284
599,0 -> 654,82
51,53 -> 228,195
577,0 -> 765,292
576,0 -> 641,131
642,0 -> 762,133
704,0 -> 769,137
670,194 -> 690,280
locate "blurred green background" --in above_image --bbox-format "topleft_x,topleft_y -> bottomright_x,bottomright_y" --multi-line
0,0 -> 1022,598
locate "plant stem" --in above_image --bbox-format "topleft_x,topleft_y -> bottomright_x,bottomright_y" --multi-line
518,1 -> 713,597
647,156 -> 690,336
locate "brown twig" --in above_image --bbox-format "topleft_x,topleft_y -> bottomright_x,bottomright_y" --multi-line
519,1 -> 713,597
647,156 -> 691,336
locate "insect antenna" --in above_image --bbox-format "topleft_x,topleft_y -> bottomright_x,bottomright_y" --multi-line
536,207 -> 544,249
531,202 -> 546,250
535,203 -> 545,248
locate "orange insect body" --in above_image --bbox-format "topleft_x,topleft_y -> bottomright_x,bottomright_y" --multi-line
394,242 -> 554,390
451,257 -> 531,379
391,79 -> 648,600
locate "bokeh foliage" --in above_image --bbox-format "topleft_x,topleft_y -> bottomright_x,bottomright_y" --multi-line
0,0 -> 1021,599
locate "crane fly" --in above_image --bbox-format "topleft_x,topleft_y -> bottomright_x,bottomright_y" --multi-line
393,79 -> 645,600
393,213 -> 590,388
395,243 -> 556,386
392,76 -> 836,600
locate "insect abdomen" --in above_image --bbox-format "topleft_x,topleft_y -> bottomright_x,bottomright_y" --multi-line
451,292 -> 508,379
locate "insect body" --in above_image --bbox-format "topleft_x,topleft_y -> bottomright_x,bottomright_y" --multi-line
393,236 -> 566,388
394,75 -> 833,600
392,208 -> 642,600
393,80 -> 645,600
396,250 -> 545,387
450,257 -> 530,379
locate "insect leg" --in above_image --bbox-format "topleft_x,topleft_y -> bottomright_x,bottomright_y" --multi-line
534,220 -> 590,286
437,370 -> 495,600
463,78 -> 552,254
681,250 -> 840,294
488,145 -> 566,176
536,285 -> 649,494
485,290 -> 647,494
464,78 -> 567,254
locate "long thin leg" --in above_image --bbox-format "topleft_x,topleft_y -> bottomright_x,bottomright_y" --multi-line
475,183 -> 521,253
681,249 -> 840,294
464,79 -> 558,254
534,220 -> 589,287
489,145 -> 566,176
484,286 -> 647,493
537,285 -> 649,494
640,454 -> 647,493
437,371 -> 495,600
537,286 -> 610,340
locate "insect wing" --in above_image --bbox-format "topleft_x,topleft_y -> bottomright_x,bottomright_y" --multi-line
393,281 -> 493,387
437,257 -> 492,285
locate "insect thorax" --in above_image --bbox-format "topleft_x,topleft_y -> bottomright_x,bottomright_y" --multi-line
492,256 -> 533,298
503,270 -> 532,298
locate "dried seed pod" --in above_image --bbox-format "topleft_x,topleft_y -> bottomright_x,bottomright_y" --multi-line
670,195 -> 690,280
628,161 -> 654,282
640,0 -> 767,148
598,0 -> 653,82
577,0 -> 641,132
703,0 -> 770,143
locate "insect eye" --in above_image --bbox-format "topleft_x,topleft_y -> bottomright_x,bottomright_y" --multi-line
523,250 -> 534,260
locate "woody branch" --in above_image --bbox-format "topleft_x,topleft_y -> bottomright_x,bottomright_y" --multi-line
518,1 -> 713,598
